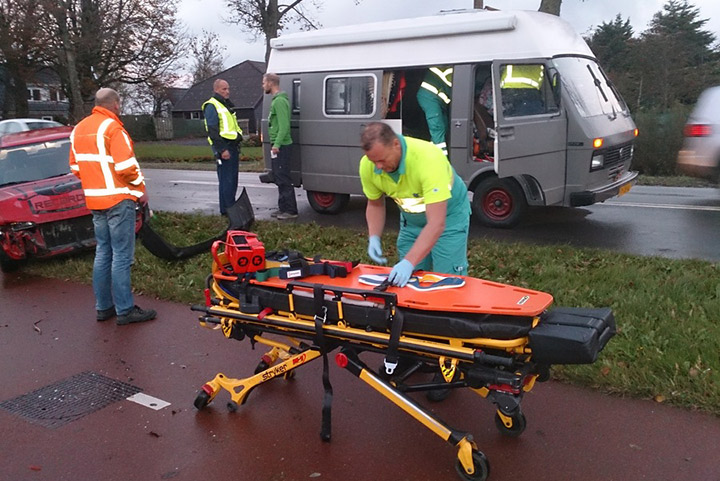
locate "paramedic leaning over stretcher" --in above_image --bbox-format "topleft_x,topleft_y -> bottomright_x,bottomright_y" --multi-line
359,122 -> 471,287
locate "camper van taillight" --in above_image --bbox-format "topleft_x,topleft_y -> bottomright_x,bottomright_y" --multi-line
592,138 -> 604,149
684,124 -> 712,137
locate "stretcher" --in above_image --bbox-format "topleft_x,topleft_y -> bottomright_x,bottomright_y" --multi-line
191,231 -> 616,481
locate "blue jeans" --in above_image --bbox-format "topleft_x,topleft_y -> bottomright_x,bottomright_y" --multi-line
92,200 -> 137,316
272,145 -> 297,214
214,144 -> 239,215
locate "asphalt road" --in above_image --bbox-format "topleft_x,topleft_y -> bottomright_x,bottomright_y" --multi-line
144,169 -> 720,262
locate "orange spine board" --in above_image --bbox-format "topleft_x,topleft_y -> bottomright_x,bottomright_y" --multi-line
250,263 -> 553,317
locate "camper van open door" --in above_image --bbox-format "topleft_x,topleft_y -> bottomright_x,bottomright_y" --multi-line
477,59 -> 566,227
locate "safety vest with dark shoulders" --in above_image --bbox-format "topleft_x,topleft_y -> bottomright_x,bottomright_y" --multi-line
68,106 -> 146,210
202,97 -> 243,144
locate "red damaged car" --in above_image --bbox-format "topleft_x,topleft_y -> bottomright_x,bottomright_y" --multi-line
0,127 -> 145,273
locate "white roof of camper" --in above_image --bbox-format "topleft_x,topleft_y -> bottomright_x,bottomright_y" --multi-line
268,9 -> 594,74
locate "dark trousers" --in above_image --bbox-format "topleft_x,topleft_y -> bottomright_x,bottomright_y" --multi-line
214,144 -> 239,215
272,145 -> 297,214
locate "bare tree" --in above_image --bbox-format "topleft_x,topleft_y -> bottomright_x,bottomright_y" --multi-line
538,0 -> 563,16
41,0 -> 186,121
225,0 -> 321,63
190,30 -> 228,84
0,0 -> 52,117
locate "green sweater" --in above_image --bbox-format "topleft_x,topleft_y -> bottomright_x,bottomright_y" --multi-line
268,91 -> 292,148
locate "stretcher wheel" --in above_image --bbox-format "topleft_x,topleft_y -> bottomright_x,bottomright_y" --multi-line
455,450 -> 490,481
536,364 -> 551,382
193,390 -> 211,410
494,410 -> 526,437
227,401 -> 239,412
254,360 -> 270,374
283,369 -> 296,380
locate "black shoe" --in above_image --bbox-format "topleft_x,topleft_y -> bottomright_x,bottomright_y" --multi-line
116,305 -> 157,325
96,306 -> 116,322
426,371 -> 452,402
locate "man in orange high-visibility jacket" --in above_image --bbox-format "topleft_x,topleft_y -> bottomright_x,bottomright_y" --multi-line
69,88 -> 156,326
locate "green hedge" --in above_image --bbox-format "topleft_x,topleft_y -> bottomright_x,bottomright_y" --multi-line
632,105 -> 692,176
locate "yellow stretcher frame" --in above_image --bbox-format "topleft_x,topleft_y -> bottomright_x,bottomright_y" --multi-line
191,279 -> 548,481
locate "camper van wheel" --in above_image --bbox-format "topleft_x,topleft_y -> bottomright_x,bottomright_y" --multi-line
494,410 -> 527,437
455,450 -> 490,481
307,191 -> 350,214
472,177 -> 526,228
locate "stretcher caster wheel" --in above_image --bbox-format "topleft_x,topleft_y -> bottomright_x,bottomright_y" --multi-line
227,401 -> 239,412
494,410 -> 526,437
254,360 -> 270,374
283,369 -> 296,380
193,390 -> 212,410
536,364 -> 551,382
455,450 -> 490,481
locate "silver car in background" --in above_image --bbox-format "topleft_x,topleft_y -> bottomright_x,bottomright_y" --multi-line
677,86 -> 720,183
0,118 -> 64,137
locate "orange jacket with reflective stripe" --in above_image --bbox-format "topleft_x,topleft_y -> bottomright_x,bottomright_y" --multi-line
69,106 -> 146,210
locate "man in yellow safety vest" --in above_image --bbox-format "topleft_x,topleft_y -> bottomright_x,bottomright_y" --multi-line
203,79 -> 243,215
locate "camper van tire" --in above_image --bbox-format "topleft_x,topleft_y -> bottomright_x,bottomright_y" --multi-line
472,176 -> 527,229
307,191 -> 350,215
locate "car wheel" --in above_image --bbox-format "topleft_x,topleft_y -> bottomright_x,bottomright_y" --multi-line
307,191 -> 350,215
472,176 -> 527,228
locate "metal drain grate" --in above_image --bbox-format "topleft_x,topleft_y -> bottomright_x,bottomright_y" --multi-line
0,371 -> 142,428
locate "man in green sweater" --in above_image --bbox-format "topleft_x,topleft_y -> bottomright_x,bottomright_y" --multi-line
262,72 -> 297,220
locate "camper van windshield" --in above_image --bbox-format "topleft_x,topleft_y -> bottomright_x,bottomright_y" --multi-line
553,57 -> 628,119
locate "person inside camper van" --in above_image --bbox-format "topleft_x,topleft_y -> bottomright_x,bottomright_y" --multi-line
359,122 -> 471,288
416,66 -> 453,156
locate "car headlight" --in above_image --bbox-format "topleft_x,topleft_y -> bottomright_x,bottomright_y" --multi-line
591,153 -> 604,171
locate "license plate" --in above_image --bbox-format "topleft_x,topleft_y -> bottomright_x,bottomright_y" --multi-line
618,183 -> 632,196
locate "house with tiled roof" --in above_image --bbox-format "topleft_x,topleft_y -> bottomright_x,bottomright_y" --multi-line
172,60 -> 266,134
0,66 -> 70,122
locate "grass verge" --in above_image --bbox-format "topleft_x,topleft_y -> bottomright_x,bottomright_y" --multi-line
23,213 -> 720,416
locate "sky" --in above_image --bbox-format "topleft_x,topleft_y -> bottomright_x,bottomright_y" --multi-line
176,0 -> 720,82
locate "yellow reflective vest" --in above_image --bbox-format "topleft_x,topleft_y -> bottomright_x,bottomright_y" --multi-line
202,97 -> 243,145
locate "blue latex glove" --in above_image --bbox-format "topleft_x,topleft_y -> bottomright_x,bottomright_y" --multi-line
367,235 -> 387,264
388,259 -> 414,287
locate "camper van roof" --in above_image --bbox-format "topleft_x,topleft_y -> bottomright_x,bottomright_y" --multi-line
268,9 -> 594,74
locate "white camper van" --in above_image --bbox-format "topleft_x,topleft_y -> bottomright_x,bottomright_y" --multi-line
260,9 -> 638,228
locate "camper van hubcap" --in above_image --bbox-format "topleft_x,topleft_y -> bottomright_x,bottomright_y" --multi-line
484,190 -> 512,219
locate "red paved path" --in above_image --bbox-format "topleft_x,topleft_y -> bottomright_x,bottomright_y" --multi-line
1,273 -> 719,481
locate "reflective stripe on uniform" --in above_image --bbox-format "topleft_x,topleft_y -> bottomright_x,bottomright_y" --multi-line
501,65 -> 543,89
420,82 -> 451,104
394,197 -> 427,214
429,67 -> 453,87
115,157 -> 139,171
83,187 -> 144,198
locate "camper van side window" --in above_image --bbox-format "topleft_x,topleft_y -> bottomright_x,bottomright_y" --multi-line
292,79 -> 301,114
499,64 -> 558,117
324,75 -> 376,117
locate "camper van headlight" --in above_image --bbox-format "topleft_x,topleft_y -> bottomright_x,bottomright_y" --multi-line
591,153 -> 604,171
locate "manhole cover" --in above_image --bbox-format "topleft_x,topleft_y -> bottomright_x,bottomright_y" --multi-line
0,371 -> 142,428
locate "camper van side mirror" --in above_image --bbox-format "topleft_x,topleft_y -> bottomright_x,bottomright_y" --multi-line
551,71 -> 561,106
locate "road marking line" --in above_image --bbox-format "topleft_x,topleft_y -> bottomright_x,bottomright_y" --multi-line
599,202 -> 720,212
167,180 -> 276,189
127,392 -> 171,410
